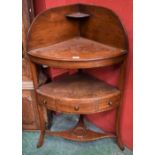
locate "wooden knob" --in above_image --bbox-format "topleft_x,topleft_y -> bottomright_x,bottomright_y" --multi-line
108,101 -> 113,106
74,105 -> 79,111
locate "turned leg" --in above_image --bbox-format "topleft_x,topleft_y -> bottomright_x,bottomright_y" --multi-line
115,107 -> 125,150
37,103 -> 46,148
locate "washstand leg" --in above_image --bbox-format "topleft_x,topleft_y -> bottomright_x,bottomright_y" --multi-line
115,107 -> 125,151
37,103 -> 46,148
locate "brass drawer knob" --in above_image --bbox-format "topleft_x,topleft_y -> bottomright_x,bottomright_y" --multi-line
108,101 -> 113,106
74,105 -> 79,111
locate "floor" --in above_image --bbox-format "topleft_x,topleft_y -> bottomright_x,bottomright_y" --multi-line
22,114 -> 132,155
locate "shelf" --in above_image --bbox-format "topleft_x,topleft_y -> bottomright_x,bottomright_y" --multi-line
65,12 -> 90,19
45,115 -> 115,142
28,37 -> 127,68
37,73 -> 120,114
29,37 -> 126,61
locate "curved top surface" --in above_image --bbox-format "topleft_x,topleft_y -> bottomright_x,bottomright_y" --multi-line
28,37 -> 127,62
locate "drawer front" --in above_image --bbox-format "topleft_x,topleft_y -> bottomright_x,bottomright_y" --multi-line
37,94 -> 56,110
37,94 -> 120,114
56,101 -> 99,114
97,95 -> 120,112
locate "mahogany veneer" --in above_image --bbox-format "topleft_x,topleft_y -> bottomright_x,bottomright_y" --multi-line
28,37 -> 127,68
27,4 -> 128,150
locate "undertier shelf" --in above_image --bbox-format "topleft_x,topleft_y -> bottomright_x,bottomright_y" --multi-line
45,115 -> 115,142
37,73 -> 121,114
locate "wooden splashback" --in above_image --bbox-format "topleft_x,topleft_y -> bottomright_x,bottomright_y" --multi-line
79,4 -> 128,50
27,5 -> 80,50
27,4 -> 128,51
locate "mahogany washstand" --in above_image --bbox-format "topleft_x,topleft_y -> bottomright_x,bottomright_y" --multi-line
27,4 -> 128,150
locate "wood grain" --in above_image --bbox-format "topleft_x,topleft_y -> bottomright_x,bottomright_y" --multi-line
37,73 -> 120,114
28,37 -> 126,61
28,37 -> 126,69
79,4 -> 128,50
27,5 -> 80,50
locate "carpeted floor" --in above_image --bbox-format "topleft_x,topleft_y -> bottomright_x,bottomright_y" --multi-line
22,114 -> 132,155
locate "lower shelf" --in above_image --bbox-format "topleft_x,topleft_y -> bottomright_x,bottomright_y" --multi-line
37,73 -> 120,114
37,115 -> 115,148
46,129 -> 115,142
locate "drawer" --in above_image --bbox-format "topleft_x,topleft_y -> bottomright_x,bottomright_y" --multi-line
36,74 -> 121,114
37,93 -> 120,114
55,100 -> 99,114
37,94 -> 56,110
97,95 -> 120,112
